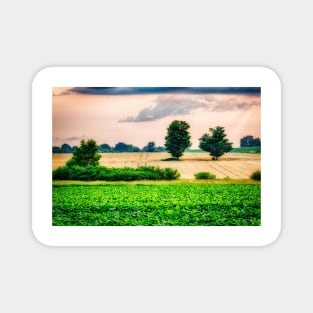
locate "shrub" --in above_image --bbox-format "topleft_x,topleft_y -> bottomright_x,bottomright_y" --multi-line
162,167 -> 180,180
194,172 -> 216,179
53,165 -> 180,181
52,166 -> 71,180
66,139 -> 101,167
250,170 -> 261,181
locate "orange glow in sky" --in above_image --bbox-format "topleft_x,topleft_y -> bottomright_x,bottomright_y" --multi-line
53,87 -> 261,148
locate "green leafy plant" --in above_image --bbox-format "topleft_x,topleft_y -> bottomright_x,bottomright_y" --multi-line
53,183 -> 261,226
250,170 -> 261,181
194,172 -> 216,179
53,165 -> 180,181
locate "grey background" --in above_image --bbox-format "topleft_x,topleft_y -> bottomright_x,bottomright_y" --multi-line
1,1 -> 311,312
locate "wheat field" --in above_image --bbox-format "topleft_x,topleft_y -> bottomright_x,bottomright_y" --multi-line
53,152 -> 260,179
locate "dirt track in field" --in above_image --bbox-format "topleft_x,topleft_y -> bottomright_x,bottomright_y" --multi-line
53,152 -> 260,179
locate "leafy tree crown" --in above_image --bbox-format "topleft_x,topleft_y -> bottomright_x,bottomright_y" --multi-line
165,120 -> 191,159
240,135 -> 261,147
66,139 -> 101,167
199,126 -> 233,160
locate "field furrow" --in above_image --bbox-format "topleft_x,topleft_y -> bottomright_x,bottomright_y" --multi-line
53,152 -> 260,179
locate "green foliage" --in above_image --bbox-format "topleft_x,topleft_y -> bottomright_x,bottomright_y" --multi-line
240,135 -> 261,147
185,148 -> 206,153
142,141 -> 156,152
53,165 -> 180,181
199,126 -> 233,160
66,139 -> 101,167
54,141 -> 166,153
194,172 -> 216,179
250,170 -> 261,181
52,146 -> 62,153
154,146 -> 166,152
61,143 -> 72,153
53,183 -> 261,226
231,147 -> 261,153
53,144 -> 77,153
113,142 -> 140,152
99,143 -> 112,152
142,142 -> 166,152
165,120 -> 191,160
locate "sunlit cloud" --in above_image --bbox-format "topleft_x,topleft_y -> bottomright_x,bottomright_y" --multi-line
119,94 -> 260,122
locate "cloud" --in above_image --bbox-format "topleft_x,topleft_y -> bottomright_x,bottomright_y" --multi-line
119,95 -> 260,122
203,96 -> 260,112
61,87 -> 261,96
53,91 -> 72,96
63,136 -> 83,141
120,96 -> 208,122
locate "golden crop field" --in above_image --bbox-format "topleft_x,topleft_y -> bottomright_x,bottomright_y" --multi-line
53,152 -> 260,179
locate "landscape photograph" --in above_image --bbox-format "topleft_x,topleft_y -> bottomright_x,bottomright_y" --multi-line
52,87 -> 261,226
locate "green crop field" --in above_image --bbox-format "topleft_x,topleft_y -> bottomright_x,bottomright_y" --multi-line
231,147 -> 261,153
53,183 -> 261,226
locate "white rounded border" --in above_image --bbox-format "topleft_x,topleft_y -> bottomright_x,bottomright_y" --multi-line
32,67 -> 281,246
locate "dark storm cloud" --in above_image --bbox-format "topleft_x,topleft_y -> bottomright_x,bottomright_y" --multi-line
62,87 -> 261,96
119,94 -> 260,122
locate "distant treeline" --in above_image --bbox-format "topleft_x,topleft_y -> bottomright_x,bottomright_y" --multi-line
53,141 -> 166,154
53,135 -> 261,154
240,135 -> 261,148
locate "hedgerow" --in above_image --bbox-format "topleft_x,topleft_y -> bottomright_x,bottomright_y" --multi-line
52,165 -> 180,181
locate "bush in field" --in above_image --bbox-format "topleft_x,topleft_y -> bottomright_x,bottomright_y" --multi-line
250,170 -> 261,181
66,139 -> 101,167
53,165 -> 180,181
194,172 -> 216,179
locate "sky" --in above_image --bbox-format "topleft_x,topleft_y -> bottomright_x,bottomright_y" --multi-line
52,87 -> 261,149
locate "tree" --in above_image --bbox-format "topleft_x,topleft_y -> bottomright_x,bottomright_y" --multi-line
199,126 -> 233,160
52,146 -> 61,153
240,135 -> 261,147
99,143 -> 112,152
165,120 -> 191,160
128,145 -> 141,152
66,139 -> 101,167
61,143 -> 72,153
143,141 -> 156,152
155,146 -> 166,152
114,142 -> 128,152
253,138 -> 261,147
113,142 -> 141,152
